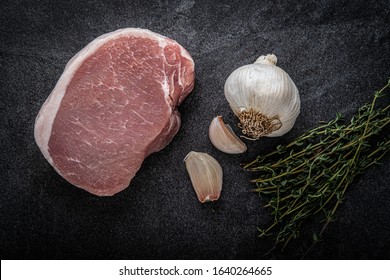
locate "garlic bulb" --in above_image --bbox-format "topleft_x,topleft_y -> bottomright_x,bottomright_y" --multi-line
184,151 -> 223,203
209,116 -> 247,154
224,54 -> 300,139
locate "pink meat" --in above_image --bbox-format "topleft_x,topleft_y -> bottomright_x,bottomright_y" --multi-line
34,28 -> 195,196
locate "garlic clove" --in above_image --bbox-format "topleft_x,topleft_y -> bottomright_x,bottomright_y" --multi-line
184,151 -> 223,203
209,116 -> 247,154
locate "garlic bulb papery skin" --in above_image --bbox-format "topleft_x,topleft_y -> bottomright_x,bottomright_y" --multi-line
224,54 -> 300,139
184,151 -> 223,203
209,116 -> 247,154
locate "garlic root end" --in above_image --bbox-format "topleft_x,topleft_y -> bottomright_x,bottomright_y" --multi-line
238,108 -> 282,140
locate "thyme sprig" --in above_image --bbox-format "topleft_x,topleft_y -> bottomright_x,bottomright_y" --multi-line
244,80 -> 390,251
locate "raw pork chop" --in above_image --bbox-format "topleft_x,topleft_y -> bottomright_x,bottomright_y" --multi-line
34,28 -> 195,196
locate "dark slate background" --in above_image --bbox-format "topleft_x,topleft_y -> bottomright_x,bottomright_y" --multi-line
1,0 -> 389,260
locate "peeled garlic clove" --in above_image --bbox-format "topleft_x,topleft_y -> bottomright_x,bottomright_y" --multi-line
209,116 -> 247,154
184,151 -> 223,203
224,53 -> 300,139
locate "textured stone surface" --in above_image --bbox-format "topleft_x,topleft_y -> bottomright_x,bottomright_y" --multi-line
1,0 -> 389,259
